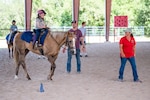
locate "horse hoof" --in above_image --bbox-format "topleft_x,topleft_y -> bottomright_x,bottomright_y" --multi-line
14,75 -> 18,80
27,76 -> 31,80
28,78 -> 31,80
47,76 -> 52,80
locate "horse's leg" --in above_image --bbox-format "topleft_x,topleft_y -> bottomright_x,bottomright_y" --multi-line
25,49 -> 29,56
21,61 -> 31,80
14,49 -> 21,79
47,55 -> 58,80
19,49 -> 31,80
15,60 -> 31,80
15,62 -> 21,79
8,45 -> 11,58
12,46 -> 13,58
14,48 -> 31,80
14,45 -> 19,79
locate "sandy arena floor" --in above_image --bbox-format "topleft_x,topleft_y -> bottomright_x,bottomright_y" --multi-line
0,40 -> 150,100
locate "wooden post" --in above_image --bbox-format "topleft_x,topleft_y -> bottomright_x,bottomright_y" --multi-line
105,0 -> 112,41
25,0 -> 32,31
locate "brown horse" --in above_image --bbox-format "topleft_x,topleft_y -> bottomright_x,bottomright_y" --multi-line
6,32 -> 17,58
7,40 -> 13,58
13,30 -> 75,80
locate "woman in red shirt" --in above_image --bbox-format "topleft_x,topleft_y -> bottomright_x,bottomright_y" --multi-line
118,28 -> 142,82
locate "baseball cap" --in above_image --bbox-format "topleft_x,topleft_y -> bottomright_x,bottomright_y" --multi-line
71,20 -> 76,23
124,28 -> 132,33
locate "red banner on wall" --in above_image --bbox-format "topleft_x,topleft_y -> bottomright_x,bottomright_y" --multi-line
114,16 -> 128,27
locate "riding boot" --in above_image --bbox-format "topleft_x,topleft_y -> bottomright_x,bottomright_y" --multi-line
37,37 -> 42,47
35,41 -> 39,47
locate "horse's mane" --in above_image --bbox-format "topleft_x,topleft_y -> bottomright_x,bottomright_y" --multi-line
50,31 -> 67,39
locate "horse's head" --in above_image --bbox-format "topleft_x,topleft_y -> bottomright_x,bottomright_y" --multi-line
65,31 -> 76,55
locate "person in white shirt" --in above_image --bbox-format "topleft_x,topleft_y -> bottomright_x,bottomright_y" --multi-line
79,22 -> 88,57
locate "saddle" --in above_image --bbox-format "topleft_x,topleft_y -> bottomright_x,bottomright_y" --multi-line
21,29 -> 48,55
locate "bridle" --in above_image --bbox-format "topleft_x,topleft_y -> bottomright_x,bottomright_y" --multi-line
65,32 -> 76,55
48,31 -> 74,50
64,32 -> 75,50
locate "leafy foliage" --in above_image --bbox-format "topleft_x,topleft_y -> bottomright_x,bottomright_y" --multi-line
0,0 -> 150,37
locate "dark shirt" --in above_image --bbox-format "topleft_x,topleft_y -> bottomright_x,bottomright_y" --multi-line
69,29 -> 82,49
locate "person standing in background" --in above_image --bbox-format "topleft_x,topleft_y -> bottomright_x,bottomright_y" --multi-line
79,22 -> 88,57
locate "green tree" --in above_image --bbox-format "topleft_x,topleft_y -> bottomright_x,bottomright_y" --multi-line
135,0 -> 150,36
79,0 -> 104,26
0,0 -> 149,38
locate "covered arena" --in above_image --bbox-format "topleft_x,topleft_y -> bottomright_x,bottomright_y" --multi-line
0,0 -> 150,100
0,40 -> 150,100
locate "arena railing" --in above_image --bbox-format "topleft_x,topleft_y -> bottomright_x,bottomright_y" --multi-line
0,26 -> 145,43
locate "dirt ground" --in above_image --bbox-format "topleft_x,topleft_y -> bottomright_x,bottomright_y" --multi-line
0,40 -> 150,100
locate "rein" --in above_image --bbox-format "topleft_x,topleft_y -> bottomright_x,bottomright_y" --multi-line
48,31 -> 69,49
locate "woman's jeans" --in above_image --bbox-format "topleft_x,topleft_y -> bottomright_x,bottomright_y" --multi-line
33,28 -> 48,45
118,57 -> 139,81
67,48 -> 81,72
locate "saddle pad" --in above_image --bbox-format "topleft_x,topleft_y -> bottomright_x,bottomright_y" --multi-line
6,33 -> 15,41
21,30 -> 48,45
21,31 -> 33,43
6,34 -> 10,41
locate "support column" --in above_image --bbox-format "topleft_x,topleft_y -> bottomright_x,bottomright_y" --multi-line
72,0 -> 80,25
105,0 -> 112,41
25,0 -> 32,31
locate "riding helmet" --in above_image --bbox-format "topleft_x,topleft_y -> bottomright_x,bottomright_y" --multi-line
37,9 -> 46,15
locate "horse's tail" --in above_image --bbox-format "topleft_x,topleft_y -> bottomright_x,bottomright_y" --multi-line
13,43 -> 19,66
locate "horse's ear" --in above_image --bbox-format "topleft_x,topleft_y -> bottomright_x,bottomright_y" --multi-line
67,31 -> 75,37
64,31 -> 69,38
69,31 -> 74,35
67,31 -> 71,36
72,32 -> 75,35
66,31 -> 70,36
